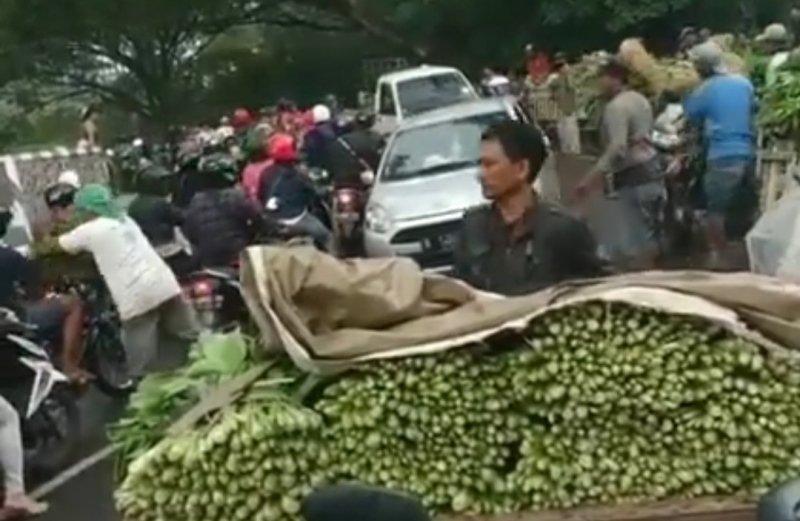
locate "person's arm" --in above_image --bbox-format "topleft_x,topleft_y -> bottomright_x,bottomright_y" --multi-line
683,85 -> 707,125
14,251 -> 43,300
163,200 -> 184,227
235,189 -> 273,238
57,220 -> 93,255
587,102 -> 629,178
553,217 -> 607,280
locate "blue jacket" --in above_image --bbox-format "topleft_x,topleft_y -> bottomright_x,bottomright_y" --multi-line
260,163 -> 317,221
684,74 -> 756,161
302,122 -> 338,170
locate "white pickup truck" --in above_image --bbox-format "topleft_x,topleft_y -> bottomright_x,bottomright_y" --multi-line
373,65 -> 479,136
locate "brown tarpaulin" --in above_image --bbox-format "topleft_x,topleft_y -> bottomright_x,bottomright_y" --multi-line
239,246 -> 800,373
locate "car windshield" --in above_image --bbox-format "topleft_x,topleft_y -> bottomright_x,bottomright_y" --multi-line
397,73 -> 474,117
383,110 -> 509,181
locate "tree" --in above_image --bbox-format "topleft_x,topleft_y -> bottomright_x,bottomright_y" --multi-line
1,0 -> 349,133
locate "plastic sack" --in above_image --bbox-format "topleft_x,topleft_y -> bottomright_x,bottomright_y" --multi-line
747,190 -> 800,279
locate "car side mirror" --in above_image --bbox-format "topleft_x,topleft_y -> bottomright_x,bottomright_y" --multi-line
360,170 -> 375,186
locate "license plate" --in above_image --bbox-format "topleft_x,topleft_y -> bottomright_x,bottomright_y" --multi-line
422,234 -> 455,252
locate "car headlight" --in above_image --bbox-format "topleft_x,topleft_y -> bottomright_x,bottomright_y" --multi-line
366,204 -> 393,234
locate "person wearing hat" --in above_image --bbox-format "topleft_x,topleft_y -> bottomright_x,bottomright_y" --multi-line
301,483 -> 431,521
547,53 -> 581,153
684,40 -> 757,269
576,59 -> 663,270
757,23 -> 792,85
58,184 -> 198,380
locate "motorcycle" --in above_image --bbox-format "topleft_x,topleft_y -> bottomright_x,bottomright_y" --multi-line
0,308 -> 80,478
47,281 -> 134,398
180,268 -> 246,332
267,168 -> 335,253
652,110 -> 704,259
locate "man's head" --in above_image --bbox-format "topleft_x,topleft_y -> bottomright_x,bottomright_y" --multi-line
74,184 -> 122,220
58,170 -> 81,189
312,104 -> 332,125
524,44 -> 535,58
757,23 -> 792,52
688,40 -> 726,79
598,59 -> 629,98
479,120 -> 548,201
81,105 -> 98,123
44,183 -> 78,223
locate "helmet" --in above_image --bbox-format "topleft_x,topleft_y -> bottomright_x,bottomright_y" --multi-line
268,133 -> 298,163
757,477 -> 800,521
355,112 -> 375,128
197,152 -> 239,188
58,170 -> 81,189
44,182 -> 78,209
133,158 -> 175,196
232,108 -> 253,129
312,104 -> 331,124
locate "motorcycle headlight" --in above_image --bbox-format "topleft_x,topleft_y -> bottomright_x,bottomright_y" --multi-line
366,204 -> 393,234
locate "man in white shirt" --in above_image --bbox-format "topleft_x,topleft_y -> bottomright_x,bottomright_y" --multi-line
58,184 -> 197,379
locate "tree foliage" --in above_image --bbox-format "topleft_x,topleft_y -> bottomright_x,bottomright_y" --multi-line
0,0 -> 792,143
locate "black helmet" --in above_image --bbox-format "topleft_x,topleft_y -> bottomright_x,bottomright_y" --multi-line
132,158 -> 175,196
301,484 -> 430,521
355,112 -> 375,129
197,152 -> 239,189
758,477 -> 800,521
44,182 -> 78,209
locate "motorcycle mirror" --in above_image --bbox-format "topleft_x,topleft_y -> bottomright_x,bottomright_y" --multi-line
360,170 -> 375,186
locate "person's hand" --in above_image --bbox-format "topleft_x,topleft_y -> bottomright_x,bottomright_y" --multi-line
666,156 -> 686,178
575,172 -> 604,198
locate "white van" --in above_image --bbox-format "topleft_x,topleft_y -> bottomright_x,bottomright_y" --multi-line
373,65 -> 478,136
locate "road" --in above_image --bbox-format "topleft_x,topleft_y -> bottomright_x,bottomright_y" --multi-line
36,340 -> 189,521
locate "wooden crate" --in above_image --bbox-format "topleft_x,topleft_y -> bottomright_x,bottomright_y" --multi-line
445,497 -> 755,521
756,135 -> 797,211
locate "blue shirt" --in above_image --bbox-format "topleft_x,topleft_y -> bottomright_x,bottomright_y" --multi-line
684,74 -> 756,161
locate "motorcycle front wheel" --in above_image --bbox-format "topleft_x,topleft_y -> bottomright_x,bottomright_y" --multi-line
24,385 -> 81,478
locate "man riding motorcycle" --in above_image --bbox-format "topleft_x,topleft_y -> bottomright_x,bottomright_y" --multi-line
338,112 -> 383,183
183,153 -> 273,268
302,104 -> 340,173
259,133 -> 333,252
127,157 -> 198,279
0,206 -> 86,384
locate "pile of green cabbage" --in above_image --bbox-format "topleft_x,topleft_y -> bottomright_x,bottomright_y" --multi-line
114,302 -> 800,521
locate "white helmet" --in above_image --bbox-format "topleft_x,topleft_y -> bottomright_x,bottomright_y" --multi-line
312,104 -> 331,124
57,170 -> 81,189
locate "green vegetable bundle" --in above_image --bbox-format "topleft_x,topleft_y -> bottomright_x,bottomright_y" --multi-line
116,399 -> 326,521
115,302 -> 800,521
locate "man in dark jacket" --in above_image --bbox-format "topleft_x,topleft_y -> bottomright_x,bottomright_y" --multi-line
182,154 -> 272,267
302,104 -> 340,172
455,121 -> 604,295
336,113 -> 384,186
260,133 -> 333,251
127,159 -> 198,278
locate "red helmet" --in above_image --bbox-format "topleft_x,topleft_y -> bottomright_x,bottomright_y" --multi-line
232,108 -> 253,129
268,133 -> 298,163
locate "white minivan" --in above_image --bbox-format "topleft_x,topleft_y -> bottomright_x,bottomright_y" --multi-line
373,65 -> 478,136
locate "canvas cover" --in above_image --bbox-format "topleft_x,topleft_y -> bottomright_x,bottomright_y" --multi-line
239,246 -> 800,374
